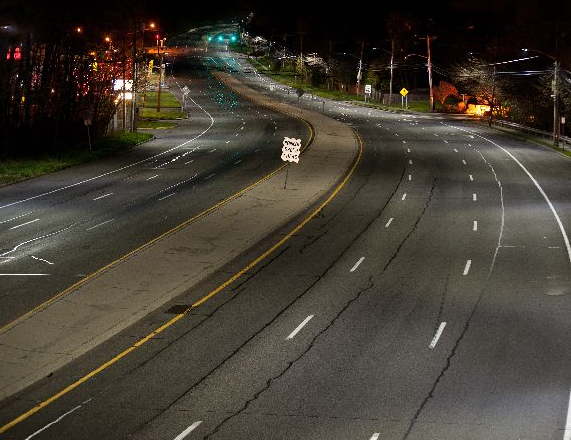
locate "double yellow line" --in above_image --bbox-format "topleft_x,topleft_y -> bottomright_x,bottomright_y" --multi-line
0,101 -> 362,438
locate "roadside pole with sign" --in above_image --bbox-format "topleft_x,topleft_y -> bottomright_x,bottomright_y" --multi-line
281,137 -> 302,189
181,85 -> 190,111
400,87 -> 409,109
365,84 -> 372,103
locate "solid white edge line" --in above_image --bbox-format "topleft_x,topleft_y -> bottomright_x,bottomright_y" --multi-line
147,175 -> 159,180
463,260 -> 472,276
9,219 -> 39,230
350,257 -> 365,272
385,218 -> 393,228
0,274 -> 50,276
563,388 -> 571,440
455,124 -> 571,266
429,322 -> 447,349
0,94 -> 214,211
286,315 -> 314,340
173,421 -> 203,440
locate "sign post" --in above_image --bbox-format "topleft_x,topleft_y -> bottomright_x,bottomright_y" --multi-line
181,85 -> 190,111
400,87 -> 409,109
365,84 -> 372,103
281,137 -> 302,189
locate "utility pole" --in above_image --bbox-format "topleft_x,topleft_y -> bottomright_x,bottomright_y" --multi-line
157,37 -> 163,112
553,24 -> 560,148
296,31 -> 306,82
389,38 -> 395,106
426,35 -> 434,112
357,40 -> 365,96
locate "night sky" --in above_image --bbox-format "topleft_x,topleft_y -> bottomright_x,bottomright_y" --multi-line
1,0 -> 569,65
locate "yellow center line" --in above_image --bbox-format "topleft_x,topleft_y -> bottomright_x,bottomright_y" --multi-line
0,130 -> 363,436
0,116 -> 313,338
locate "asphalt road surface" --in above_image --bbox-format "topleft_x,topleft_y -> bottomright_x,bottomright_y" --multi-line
2,35 -> 571,440
0,55 -> 308,329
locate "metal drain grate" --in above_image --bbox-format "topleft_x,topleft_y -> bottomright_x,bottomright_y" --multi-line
165,304 -> 191,314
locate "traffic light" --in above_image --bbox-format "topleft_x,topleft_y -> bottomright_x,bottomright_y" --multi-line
217,35 -> 224,42
207,36 -> 212,42
230,35 -> 237,42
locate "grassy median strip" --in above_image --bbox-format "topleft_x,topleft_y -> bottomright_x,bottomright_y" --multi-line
0,132 -> 153,187
137,120 -> 178,129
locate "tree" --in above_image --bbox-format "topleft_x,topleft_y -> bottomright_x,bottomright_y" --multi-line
433,80 -> 459,106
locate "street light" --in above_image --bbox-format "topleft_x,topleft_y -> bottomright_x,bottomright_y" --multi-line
522,48 -> 560,148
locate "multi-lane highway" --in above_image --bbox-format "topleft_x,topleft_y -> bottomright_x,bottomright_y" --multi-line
1,31 -> 571,440
0,56 -> 308,329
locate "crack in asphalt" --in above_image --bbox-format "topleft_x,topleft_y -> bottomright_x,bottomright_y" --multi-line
202,277 -> 376,439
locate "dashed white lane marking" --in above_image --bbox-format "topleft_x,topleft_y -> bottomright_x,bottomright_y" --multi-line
233,160 -> 242,165
429,322 -> 447,349
147,175 -> 159,180
385,218 -> 393,228
395,133 -> 399,137
254,149 -> 261,153
185,160 -> 194,165
86,219 -> 114,231
402,193 -> 407,201
158,193 -> 175,201
226,140 -> 231,144
408,174 -> 412,181
9,219 -> 39,230
469,174 -> 474,181
402,140 -> 406,144
433,133 -> 439,136
209,148 -> 217,153
409,159 -> 413,165
350,257 -> 365,272
463,260 -> 472,275
0,212 -> 34,225
173,421 -> 203,440
407,148 -> 410,153
462,159 -> 467,165
473,193 -> 477,201
24,397 -> 93,440
444,140 -> 449,144
204,174 -> 216,180
563,388 -> 571,440
286,315 -> 314,340
453,148 -> 458,153
369,434 -> 380,440
31,256 -> 54,265
93,193 -> 113,201
473,221 -> 478,231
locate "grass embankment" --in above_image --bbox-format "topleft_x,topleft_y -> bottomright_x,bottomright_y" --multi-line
488,123 -> 571,158
247,58 -> 431,113
138,89 -> 187,120
0,132 -> 153,187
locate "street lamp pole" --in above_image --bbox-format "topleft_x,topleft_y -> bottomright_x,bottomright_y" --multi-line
553,59 -> 560,148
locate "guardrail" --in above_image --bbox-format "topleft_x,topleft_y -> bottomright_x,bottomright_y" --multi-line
490,119 -> 570,146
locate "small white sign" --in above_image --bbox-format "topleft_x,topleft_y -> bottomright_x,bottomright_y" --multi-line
182,86 -> 190,95
365,84 -> 372,94
113,79 -> 133,91
281,137 -> 302,163
270,83 -> 275,92
562,116 -> 566,124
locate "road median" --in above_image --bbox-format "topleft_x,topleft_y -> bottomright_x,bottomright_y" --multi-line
0,71 -> 358,406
